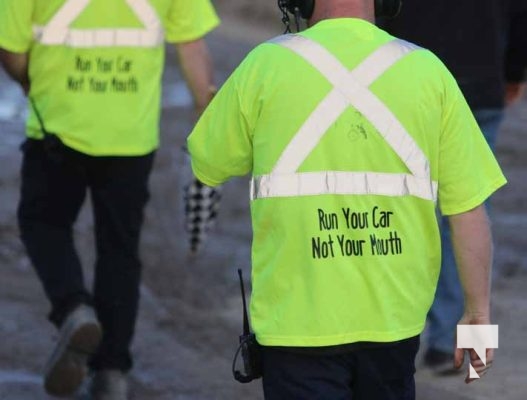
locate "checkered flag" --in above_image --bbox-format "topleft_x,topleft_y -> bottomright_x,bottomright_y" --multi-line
183,177 -> 222,253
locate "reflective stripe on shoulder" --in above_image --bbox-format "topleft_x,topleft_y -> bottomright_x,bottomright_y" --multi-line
251,34 -> 437,202
33,0 -> 163,48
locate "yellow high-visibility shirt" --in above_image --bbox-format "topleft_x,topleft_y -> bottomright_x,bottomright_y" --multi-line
188,18 -> 506,347
0,0 -> 219,155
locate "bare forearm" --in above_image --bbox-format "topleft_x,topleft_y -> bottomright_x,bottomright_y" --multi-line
0,48 -> 29,93
449,204 -> 492,316
176,39 -> 216,116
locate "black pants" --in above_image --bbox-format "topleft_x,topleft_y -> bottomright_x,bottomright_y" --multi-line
261,336 -> 420,400
17,139 -> 154,371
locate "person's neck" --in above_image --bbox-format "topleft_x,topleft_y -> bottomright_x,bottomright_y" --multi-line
308,2 -> 375,26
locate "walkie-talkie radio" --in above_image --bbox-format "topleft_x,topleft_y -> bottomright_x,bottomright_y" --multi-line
27,97 -> 67,164
232,269 -> 262,383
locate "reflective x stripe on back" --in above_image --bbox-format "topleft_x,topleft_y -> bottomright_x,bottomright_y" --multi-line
33,0 -> 163,48
251,34 -> 438,202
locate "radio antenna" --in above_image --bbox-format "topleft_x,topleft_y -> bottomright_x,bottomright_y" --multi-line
237,269 -> 250,336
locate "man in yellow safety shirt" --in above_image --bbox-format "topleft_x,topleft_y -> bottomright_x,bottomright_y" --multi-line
0,0 -> 218,398
187,0 -> 506,398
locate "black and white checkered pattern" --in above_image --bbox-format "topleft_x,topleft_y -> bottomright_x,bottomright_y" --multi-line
183,178 -> 222,253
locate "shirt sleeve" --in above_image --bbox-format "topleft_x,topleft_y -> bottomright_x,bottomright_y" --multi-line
187,64 -> 253,187
437,70 -> 507,216
164,0 -> 220,43
0,0 -> 34,53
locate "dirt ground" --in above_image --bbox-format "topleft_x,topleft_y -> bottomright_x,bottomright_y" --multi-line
1,3 -> 526,400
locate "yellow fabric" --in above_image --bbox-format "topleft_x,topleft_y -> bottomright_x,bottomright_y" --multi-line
188,19 -> 506,346
0,0 -> 219,156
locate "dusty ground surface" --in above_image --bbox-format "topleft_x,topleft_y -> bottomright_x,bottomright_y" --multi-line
1,3 -> 526,400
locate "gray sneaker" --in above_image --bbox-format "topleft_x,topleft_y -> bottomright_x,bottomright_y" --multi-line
90,370 -> 128,400
44,305 -> 102,397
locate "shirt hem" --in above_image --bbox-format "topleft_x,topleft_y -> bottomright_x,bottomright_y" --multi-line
0,38 -> 29,53
165,19 -> 220,44
255,325 -> 424,347
441,176 -> 507,216
190,160 -> 224,187
26,133 -> 158,157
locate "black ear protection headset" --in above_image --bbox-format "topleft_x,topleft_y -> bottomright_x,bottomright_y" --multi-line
278,0 -> 402,20
278,0 -> 316,20
374,0 -> 403,18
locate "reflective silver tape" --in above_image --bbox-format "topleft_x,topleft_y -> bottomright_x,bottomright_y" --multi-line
255,34 -> 434,201
33,0 -> 163,48
272,89 -> 349,174
251,172 -> 438,201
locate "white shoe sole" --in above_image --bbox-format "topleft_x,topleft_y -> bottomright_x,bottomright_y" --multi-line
44,311 -> 102,397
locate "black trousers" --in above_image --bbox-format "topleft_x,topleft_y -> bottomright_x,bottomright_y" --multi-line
261,336 -> 420,400
17,139 -> 154,371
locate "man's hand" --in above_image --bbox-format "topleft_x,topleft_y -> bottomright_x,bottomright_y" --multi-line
454,313 -> 494,384
175,39 -> 216,117
505,82 -> 526,106
0,48 -> 30,94
449,205 -> 494,384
